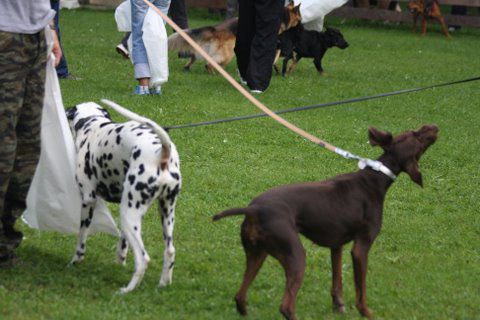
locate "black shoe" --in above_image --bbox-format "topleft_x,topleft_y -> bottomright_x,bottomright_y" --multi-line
3,226 -> 23,249
0,250 -> 18,268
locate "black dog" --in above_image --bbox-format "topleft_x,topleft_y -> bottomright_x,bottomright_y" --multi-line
214,125 -> 439,320
274,25 -> 349,76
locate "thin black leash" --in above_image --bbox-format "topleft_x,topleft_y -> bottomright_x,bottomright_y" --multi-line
164,76 -> 480,131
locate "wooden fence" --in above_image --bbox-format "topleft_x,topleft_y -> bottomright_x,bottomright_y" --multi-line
185,0 -> 480,27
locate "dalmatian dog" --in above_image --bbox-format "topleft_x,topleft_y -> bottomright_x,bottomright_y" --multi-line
66,99 -> 181,293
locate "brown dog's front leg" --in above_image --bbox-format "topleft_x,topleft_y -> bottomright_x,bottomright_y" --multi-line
436,16 -> 451,38
331,247 -> 345,313
421,17 -> 428,35
412,14 -> 419,34
351,240 -> 373,319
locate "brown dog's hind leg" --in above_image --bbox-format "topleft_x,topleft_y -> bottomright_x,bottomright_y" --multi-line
269,231 -> 306,320
235,247 -> 267,315
331,247 -> 346,313
351,239 -> 373,319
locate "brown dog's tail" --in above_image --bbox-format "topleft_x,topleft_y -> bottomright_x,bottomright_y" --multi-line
212,207 -> 254,221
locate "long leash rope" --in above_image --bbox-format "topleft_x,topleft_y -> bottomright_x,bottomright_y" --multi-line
143,0 -> 337,151
141,0 -> 471,180
164,76 -> 480,131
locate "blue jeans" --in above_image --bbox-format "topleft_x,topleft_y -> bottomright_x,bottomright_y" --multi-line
51,0 -> 70,78
131,0 -> 171,79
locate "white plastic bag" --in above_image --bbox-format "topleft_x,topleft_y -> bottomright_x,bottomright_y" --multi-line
115,0 -> 132,32
22,28 -> 119,236
142,7 -> 169,87
295,0 -> 348,31
114,2 -> 169,87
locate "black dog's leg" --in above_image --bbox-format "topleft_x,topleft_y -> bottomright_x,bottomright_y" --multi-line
313,52 -> 327,75
282,56 -> 291,77
287,54 -> 302,75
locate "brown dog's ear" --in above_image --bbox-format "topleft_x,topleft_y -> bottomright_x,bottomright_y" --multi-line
368,127 -> 393,148
404,160 -> 423,187
295,3 -> 301,12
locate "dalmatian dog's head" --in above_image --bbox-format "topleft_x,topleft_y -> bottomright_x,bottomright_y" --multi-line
66,102 -> 111,139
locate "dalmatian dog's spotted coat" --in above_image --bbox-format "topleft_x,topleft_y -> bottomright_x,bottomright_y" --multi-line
66,100 -> 181,293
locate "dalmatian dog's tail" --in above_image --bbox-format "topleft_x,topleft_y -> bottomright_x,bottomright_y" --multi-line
100,99 -> 171,170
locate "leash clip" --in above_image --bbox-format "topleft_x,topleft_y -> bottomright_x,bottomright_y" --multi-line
335,147 -> 396,181
358,158 -> 397,181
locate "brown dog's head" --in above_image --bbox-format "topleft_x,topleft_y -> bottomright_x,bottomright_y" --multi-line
279,2 -> 301,34
408,0 -> 424,14
368,125 -> 439,187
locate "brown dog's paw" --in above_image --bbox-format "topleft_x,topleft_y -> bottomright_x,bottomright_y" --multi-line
361,307 -> 374,319
333,304 -> 346,314
235,296 -> 247,315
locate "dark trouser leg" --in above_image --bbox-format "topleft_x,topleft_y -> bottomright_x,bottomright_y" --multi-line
121,32 -> 131,49
246,0 -> 283,91
235,0 -> 256,81
0,31 -> 47,256
226,0 -> 238,19
449,5 -> 467,30
169,0 -> 189,29
51,0 -> 69,77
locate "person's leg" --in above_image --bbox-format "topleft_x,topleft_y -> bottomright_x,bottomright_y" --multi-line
234,0 -> 256,82
51,0 -> 70,78
246,0 -> 283,92
169,0 -> 189,29
0,31 -> 47,261
449,5 -> 467,31
225,0 -> 238,19
131,0 -> 151,93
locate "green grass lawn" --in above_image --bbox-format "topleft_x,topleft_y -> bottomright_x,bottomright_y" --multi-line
1,8 -> 480,320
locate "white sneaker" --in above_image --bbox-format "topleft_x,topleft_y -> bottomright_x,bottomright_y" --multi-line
116,44 -> 129,59
250,89 -> 264,94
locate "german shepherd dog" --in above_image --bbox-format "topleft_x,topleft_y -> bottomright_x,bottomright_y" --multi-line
408,0 -> 450,38
168,2 -> 302,73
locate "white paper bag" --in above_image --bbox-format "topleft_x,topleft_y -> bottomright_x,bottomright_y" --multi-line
143,7 -> 169,87
22,28 -> 119,236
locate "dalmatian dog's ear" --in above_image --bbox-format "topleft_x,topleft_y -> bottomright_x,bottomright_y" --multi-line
66,106 -> 78,120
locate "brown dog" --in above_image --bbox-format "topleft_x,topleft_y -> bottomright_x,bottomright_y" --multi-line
213,125 -> 439,319
408,0 -> 450,38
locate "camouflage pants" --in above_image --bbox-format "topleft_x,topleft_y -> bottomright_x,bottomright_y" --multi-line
0,30 -> 47,253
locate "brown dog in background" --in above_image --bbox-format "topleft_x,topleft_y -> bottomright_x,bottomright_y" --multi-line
168,2 -> 301,73
213,125 -> 438,320
408,0 -> 450,38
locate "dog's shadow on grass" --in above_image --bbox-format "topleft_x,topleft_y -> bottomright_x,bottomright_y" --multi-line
0,244 -> 129,294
